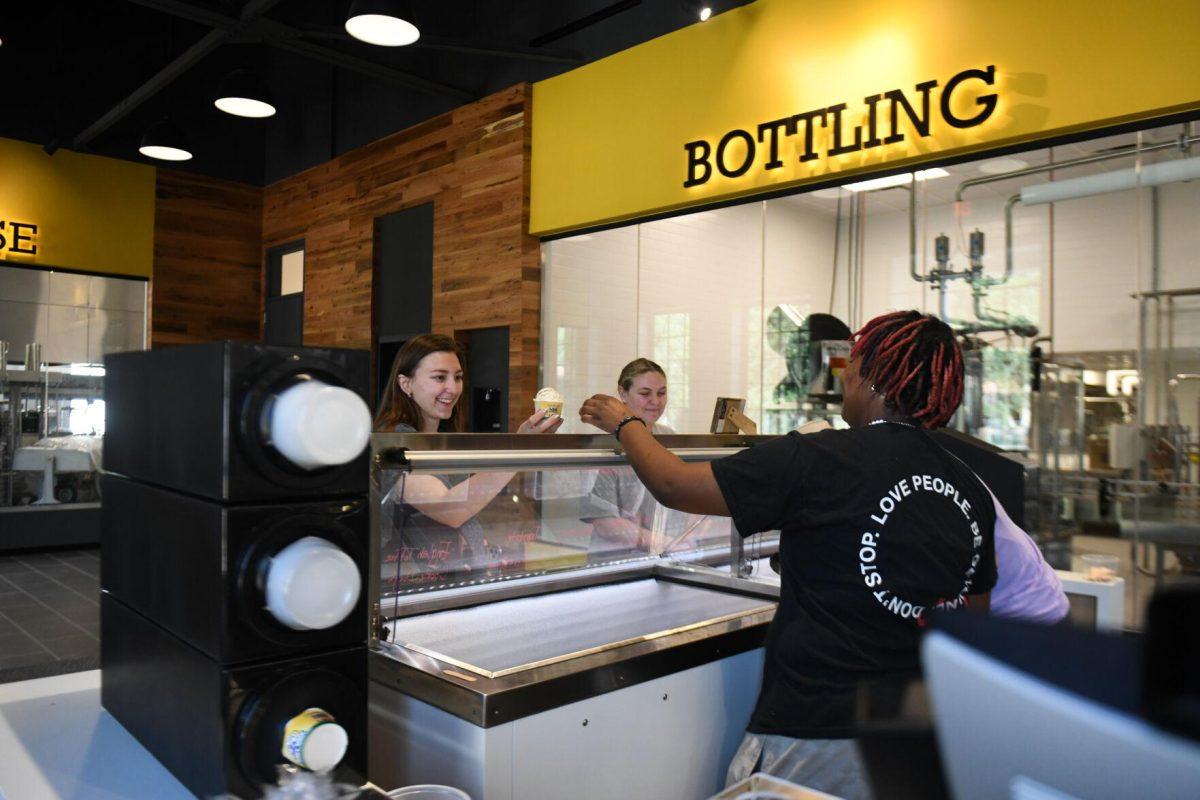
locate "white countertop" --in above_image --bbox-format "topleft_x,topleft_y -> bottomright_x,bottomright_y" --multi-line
0,670 -> 194,799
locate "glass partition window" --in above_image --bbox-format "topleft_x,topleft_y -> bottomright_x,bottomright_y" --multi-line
377,461 -> 734,598
541,119 -> 1200,630
1,365 -> 104,507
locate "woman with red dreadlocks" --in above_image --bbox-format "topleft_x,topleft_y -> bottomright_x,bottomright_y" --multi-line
579,310 -> 997,799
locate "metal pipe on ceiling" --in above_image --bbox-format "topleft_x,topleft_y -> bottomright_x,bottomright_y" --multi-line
50,0 -> 478,154
296,26 -> 584,65
259,29 -> 475,102
954,132 -> 1200,203
46,0 -> 287,154
528,0 -> 642,48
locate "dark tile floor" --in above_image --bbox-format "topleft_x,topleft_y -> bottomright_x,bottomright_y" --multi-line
0,547 -> 99,681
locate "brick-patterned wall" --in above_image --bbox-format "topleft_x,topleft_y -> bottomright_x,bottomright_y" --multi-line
151,169 -> 262,346
261,84 -> 540,430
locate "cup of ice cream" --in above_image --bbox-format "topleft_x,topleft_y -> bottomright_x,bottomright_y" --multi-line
281,707 -> 348,772
534,387 -> 564,419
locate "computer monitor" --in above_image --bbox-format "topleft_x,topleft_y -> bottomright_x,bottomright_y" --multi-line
922,624 -> 1200,800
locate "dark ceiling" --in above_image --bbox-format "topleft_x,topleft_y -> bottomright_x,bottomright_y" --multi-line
1,1 -> 749,186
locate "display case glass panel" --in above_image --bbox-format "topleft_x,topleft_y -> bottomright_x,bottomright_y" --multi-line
371,434 -> 778,607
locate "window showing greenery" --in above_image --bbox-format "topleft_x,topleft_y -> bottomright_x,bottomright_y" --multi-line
653,313 -> 690,426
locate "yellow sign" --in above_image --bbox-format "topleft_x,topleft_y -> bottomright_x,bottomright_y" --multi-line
530,0 -> 1200,237
0,137 -> 155,278
0,219 -> 40,256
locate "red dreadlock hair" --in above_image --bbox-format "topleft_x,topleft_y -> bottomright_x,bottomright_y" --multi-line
850,310 -> 964,429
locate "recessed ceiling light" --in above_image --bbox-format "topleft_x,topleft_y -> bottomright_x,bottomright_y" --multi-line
138,119 -> 193,162
215,69 -> 276,118
842,168 -> 949,192
345,0 -> 420,46
978,157 -> 1029,174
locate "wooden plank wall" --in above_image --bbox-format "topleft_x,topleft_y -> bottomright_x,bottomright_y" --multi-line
151,169 -> 262,346
262,83 -> 541,430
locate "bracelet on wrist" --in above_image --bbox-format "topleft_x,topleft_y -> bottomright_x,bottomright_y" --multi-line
614,415 -> 647,441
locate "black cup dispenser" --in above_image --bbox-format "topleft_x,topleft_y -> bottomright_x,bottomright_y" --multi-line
101,342 -> 373,798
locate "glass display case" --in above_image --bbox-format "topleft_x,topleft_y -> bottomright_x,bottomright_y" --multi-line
366,433 -> 781,798
370,433 -> 780,619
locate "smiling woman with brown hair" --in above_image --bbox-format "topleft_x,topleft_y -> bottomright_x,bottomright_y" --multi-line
377,334 -> 561,575
580,310 -> 997,799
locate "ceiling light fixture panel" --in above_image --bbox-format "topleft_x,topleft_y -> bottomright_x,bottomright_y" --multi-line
214,69 -> 277,118
345,0 -> 420,46
978,157 -> 1030,174
139,119 -> 193,162
681,1 -> 714,22
842,168 -> 950,192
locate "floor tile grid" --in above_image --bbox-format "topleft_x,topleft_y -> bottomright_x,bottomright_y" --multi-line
0,549 -> 100,673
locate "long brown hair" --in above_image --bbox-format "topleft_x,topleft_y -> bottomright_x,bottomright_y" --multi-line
374,334 -> 466,432
618,358 -> 666,392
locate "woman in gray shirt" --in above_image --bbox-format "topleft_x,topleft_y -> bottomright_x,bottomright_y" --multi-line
375,335 -> 560,583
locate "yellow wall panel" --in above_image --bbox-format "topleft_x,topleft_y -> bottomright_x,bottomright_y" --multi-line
0,137 -> 155,278
531,0 -> 1200,236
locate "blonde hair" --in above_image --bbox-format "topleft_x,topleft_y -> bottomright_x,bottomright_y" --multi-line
618,358 -> 666,392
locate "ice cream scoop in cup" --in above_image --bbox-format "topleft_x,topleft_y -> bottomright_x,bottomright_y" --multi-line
534,387 -> 565,419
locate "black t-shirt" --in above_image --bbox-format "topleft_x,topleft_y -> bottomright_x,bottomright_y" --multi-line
710,422 -> 997,739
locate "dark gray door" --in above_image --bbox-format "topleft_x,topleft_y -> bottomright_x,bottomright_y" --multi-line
264,241 -> 304,346
374,204 -> 434,404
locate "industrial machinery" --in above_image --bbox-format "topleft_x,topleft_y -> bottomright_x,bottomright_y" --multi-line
764,308 -> 852,432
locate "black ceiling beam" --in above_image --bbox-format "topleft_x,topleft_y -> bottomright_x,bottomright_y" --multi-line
258,27 -> 476,102
295,26 -> 584,66
125,0 -> 475,102
528,0 -> 642,48
46,0 -> 285,154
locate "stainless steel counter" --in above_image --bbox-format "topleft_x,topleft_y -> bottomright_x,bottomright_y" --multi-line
387,578 -> 774,679
370,569 -> 777,727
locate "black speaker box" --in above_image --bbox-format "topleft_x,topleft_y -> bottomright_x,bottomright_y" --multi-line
101,474 -> 368,665
101,594 -> 367,800
104,342 -> 370,502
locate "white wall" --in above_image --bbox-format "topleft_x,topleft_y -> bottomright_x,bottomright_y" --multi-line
542,201 -> 836,434
541,153 -> 1200,437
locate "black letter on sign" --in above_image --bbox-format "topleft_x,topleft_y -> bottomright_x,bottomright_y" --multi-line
684,140 -> 713,187
791,108 -> 827,163
716,129 -> 756,178
825,103 -> 863,156
0,221 -> 7,251
942,65 -> 998,129
883,80 -> 938,145
10,223 -> 38,255
757,117 -> 797,170
863,94 -> 884,148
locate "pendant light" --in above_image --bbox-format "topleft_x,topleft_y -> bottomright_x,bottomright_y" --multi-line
345,0 -> 420,46
214,69 -> 276,118
139,119 -> 192,162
